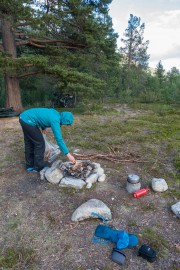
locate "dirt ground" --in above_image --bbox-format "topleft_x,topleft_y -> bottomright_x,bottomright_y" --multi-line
0,110 -> 179,270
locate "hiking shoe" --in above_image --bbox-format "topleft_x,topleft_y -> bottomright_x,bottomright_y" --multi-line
26,167 -> 34,171
32,169 -> 39,172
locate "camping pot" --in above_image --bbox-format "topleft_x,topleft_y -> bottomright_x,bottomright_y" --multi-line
126,174 -> 141,193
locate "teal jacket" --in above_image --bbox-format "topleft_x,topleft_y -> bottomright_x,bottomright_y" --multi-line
20,108 -> 74,155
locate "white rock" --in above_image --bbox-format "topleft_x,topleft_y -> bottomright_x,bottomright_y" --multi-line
151,178 -> 168,192
51,159 -> 62,169
73,149 -> 81,153
71,198 -> 112,222
98,174 -> 106,182
85,173 -> 98,184
40,167 -> 49,180
59,177 -> 86,189
171,201 -> 180,218
45,167 -> 63,184
92,162 -> 101,169
86,183 -> 92,189
94,167 -> 104,177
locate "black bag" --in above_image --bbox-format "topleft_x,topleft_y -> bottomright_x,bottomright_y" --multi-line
138,244 -> 157,263
111,248 -> 126,265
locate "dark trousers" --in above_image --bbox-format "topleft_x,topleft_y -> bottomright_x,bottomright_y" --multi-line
19,118 -> 46,171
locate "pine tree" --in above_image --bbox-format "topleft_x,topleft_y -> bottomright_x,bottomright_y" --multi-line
155,60 -> 165,86
167,67 -> 180,85
0,0 -> 118,111
120,14 -> 149,69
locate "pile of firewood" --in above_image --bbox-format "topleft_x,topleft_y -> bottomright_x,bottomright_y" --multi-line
61,161 -> 95,180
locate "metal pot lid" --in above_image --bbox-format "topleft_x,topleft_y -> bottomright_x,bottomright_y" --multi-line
127,174 -> 140,184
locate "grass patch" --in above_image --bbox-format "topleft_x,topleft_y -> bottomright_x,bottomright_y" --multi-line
7,218 -> 21,230
129,103 -> 179,115
174,156 -> 180,171
63,105 -> 179,196
161,188 -> 180,200
140,202 -> 157,212
141,227 -> 168,255
59,187 -> 79,196
46,213 -> 56,225
127,219 -> 138,227
0,247 -> 36,269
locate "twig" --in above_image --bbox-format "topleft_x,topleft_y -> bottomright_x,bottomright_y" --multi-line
73,153 -> 149,163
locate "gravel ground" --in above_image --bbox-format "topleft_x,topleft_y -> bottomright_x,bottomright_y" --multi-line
0,114 -> 179,270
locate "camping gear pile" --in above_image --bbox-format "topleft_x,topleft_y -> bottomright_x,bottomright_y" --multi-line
0,107 -> 19,118
91,213 -> 157,266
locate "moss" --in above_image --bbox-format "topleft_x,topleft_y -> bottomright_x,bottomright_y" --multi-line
59,186 -> 79,195
127,219 -> 138,227
141,227 -> 168,255
8,218 -> 20,230
46,214 -> 56,225
161,188 -> 180,200
174,156 -> 180,171
0,247 -> 36,269
140,202 -> 157,212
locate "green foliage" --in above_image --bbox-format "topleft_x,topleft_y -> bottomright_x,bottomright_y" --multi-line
141,227 -> 168,253
0,247 -> 36,269
120,14 -> 149,69
20,74 -> 54,107
155,60 -> 166,85
0,0 -> 120,107
0,2 -> 180,106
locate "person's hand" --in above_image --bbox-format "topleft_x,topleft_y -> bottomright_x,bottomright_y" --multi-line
66,153 -> 76,164
42,129 -> 47,134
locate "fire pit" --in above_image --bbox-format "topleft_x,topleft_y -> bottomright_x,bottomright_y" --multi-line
40,160 -> 106,189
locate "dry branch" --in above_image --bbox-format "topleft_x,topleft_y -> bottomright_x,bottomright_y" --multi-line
18,71 -> 40,78
73,152 -> 148,163
16,38 -> 86,49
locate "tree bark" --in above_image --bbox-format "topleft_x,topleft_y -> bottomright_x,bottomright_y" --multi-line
1,18 -> 23,112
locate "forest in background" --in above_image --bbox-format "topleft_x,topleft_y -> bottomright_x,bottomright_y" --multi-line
0,0 -> 179,111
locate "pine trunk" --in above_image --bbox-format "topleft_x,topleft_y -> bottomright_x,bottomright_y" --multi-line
1,18 -> 23,112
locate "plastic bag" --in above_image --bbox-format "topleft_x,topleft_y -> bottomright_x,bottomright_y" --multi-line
43,134 -> 61,163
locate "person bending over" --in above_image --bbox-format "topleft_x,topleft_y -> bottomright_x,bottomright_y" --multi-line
19,108 -> 76,172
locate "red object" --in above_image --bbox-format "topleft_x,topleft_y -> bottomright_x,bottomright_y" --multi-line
133,187 -> 150,198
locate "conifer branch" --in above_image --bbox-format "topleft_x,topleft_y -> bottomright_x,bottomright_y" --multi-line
16,38 -> 86,49
18,71 -> 40,78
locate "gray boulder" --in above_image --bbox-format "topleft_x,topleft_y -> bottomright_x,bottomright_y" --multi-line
86,183 -> 92,189
71,198 -> 112,222
45,167 -> 63,184
59,177 -> 86,189
171,201 -> 180,218
85,173 -> 98,184
40,167 -> 49,180
151,178 -> 168,192
92,162 -> 101,169
98,174 -> 106,182
94,167 -> 104,177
